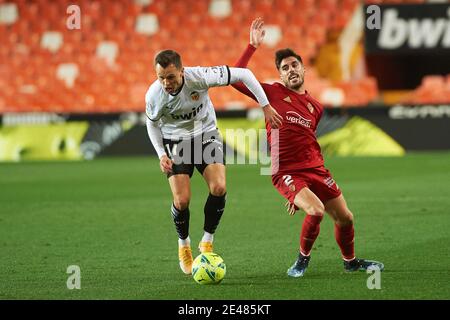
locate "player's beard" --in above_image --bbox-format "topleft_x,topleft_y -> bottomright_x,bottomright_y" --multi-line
287,75 -> 304,90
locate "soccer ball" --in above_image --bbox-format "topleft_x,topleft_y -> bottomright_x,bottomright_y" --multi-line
192,252 -> 226,285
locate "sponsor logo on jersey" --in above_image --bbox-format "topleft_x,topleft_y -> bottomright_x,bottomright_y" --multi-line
170,104 -> 203,120
190,91 -> 200,101
285,111 -> 312,128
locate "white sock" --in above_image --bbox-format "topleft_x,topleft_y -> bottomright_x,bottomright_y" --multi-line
201,232 -> 214,243
178,236 -> 190,247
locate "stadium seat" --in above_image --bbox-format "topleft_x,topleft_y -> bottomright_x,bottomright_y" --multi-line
320,87 -> 345,107
56,63 -> 79,88
0,2 -> 18,25
1,0 -> 385,112
135,13 -> 159,35
209,0 -> 232,18
96,41 -> 119,66
40,31 -> 63,53
422,75 -> 445,90
404,74 -> 450,104
262,25 -> 283,48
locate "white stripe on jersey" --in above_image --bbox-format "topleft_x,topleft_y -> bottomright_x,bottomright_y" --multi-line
145,66 -> 230,140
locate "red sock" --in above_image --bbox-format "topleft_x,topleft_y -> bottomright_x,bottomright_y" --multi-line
300,214 -> 323,256
335,223 -> 355,261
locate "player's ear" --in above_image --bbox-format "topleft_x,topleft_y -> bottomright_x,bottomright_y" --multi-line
180,67 -> 184,77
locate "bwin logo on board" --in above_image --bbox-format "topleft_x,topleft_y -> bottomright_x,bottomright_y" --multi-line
378,9 -> 450,49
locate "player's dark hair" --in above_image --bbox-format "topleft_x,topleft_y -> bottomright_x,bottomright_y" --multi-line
275,48 -> 303,70
154,50 -> 182,69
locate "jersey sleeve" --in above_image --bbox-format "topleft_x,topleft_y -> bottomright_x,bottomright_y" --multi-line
145,85 -> 164,122
231,44 -> 272,102
235,44 -> 257,69
228,67 -> 269,107
186,66 -> 231,89
146,117 -> 166,158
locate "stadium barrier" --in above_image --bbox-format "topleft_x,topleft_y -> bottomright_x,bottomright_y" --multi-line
0,105 -> 449,162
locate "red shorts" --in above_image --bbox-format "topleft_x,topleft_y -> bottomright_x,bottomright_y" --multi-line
272,166 -> 342,205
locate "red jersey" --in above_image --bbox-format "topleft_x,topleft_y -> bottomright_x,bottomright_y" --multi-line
233,45 -> 324,174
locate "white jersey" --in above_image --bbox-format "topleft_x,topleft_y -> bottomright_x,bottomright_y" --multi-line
145,66 -> 231,140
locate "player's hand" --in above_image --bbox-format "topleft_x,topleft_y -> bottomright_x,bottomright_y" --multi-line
250,17 -> 265,48
263,104 -> 283,129
159,155 -> 173,174
285,201 -> 298,216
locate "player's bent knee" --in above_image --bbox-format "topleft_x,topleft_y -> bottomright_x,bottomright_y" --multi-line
305,203 -> 325,216
209,183 -> 226,197
173,197 -> 190,211
339,211 -> 354,225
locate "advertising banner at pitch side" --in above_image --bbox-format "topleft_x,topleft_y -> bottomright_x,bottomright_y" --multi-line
364,3 -> 450,54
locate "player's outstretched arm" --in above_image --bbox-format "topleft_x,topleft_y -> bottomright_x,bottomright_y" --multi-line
231,17 -> 283,129
232,17 -> 264,97
229,68 -> 283,128
250,17 -> 265,48
235,17 -> 265,69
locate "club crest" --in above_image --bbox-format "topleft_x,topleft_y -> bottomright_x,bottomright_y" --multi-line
191,91 -> 200,101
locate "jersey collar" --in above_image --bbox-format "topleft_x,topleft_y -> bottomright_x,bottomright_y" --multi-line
276,82 -> 308,97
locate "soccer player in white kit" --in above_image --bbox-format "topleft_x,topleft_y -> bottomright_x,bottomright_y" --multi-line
146,50 -> 282,274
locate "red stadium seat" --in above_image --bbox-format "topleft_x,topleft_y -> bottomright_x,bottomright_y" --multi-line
1,0 -> 384,112
421,75 -> 445,90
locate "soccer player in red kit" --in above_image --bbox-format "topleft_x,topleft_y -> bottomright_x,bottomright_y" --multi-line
232,18 -> 384,277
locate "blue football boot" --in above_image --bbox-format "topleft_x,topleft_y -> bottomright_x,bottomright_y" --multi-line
287,253 -> 310,278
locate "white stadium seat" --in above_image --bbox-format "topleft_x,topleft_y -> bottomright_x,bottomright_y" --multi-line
135,13 -> 159,35
0,3 -> 18,25
40,31 -> 63,53
96,41 -> 119,66
209,0 -> 231,18
56,63 -> 79,88
262,25 -> 282,48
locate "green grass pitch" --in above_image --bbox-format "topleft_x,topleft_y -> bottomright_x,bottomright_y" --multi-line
0,152 -> 449,300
